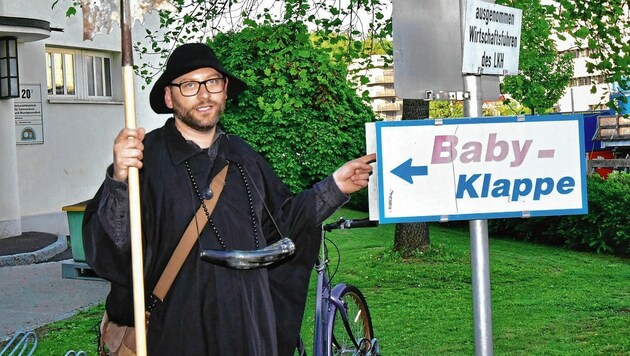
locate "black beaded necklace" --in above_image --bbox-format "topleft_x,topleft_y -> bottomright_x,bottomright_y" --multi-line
185,160 -> 259,250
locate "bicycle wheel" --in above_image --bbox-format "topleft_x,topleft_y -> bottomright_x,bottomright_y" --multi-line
330,284 -> 375,355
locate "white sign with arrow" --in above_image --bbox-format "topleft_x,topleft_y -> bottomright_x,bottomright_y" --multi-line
375,115 -> 588,223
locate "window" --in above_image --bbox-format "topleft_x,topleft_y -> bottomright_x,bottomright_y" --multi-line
569,75 -> 610,88
46,47 -> 115,100
85,52 -> 112,97
559,47 -> 600,59
46,50 -> 75,96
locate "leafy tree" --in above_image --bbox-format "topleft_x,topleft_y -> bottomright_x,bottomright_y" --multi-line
483,101 -> 532,116
551,0 -> 630,114
497,0 -> 573,114
132,0 -> 392,84
429,101 -> 464,118
361,37 -> 393,56
211,22 -> 376,192
54,0 -> 392,84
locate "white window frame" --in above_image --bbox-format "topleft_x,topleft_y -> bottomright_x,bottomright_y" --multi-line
46,48 -> 77,97
83,51 -> 113,98
46,47 -> 116,102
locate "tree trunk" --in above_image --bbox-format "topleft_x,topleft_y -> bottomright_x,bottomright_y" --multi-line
394,222 -> 430,257
393,99 -> 431,257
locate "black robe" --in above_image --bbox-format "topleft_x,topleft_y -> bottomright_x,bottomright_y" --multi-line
83,118 -> 338,355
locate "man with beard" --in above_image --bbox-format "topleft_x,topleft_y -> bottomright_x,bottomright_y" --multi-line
83,43 -> 375,355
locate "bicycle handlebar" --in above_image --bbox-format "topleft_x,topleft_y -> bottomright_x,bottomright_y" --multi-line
200,237 -> 295,270
323,217 -> 379,232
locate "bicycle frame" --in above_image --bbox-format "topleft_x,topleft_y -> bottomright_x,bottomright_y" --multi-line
312,228 -> 362,356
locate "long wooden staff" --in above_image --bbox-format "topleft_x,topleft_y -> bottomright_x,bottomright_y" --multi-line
120,0 -> 147,355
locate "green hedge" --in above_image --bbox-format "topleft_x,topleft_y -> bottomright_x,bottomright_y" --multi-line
489,171 -> 630,256
211,22 -> 376,193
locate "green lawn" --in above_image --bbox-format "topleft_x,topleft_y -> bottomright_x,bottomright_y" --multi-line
19,208 -> 630,355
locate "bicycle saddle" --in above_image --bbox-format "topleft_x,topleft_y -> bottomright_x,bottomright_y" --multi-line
200,237 -> 296,269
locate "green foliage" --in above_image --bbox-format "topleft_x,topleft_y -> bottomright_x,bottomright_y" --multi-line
489,172 -> 630,256
430,101 -> 464,118
487,100 -> 533,116
560,172 -> 630,254
55,0 -> 392,87
210,22 -> 376,191
361,37 -> 392,56
552,0 -> 630,115
132,0 -> 392,85
497,0 -> 573,114
345,188 -> 370,212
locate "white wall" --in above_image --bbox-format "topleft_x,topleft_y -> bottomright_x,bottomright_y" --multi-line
1,0 -> 166,235
0,99 -> 21,237
553,33 -> 612,113
556,84 -> 610,113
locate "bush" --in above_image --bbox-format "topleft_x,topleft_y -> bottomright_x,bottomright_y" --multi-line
345,189 -> 370,212
489,171 -> 630,256
210,22 -> 376,193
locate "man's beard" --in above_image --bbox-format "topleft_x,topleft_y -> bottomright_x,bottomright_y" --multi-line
173,100 -> 225,133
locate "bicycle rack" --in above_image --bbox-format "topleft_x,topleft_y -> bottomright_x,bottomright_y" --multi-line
0,330 -> 37,356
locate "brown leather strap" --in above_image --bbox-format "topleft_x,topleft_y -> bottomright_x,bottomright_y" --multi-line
152,164 -> 229,302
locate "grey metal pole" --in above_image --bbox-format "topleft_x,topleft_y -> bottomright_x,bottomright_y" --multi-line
460,0 -> 494,354
468,217 -> 494,356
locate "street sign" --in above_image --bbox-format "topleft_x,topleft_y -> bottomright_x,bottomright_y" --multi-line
392,0 -> 501,100
375,115 -> 587,223
462,0 -> 522,75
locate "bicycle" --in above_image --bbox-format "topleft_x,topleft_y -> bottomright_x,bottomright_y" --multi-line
301,216 -> 381,356
200,217 -> 381,356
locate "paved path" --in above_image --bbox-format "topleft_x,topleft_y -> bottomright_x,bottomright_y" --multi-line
0,260 -> 108,342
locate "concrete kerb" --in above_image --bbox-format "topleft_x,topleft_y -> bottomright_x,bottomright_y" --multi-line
0,235 -> 67,267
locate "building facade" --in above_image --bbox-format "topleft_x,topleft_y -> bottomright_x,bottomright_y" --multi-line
350,55 -> 403,121
554,44 -> 611,113
0,0 -> 162,238
547,1 -> 628,113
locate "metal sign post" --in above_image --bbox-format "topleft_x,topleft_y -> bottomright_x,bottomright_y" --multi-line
461,0 -> 492,352
460,1 -> 520,354
391,0 -> 524,354
462,68 -> 494,356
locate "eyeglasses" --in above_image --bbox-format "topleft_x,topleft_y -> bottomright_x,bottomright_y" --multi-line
169,77 -> 226,96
